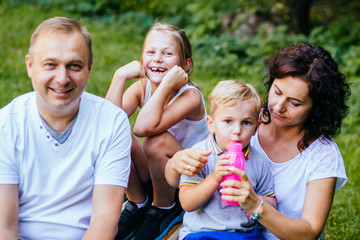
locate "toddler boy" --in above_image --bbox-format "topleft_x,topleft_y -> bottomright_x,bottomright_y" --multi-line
179,80 -> 276,240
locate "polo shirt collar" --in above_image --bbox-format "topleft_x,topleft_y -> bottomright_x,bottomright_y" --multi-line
208,133 -> 250,159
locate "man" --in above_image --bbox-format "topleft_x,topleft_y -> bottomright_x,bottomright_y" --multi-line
0,17 -> 131,239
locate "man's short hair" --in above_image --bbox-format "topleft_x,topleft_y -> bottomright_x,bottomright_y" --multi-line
29,17 -> 92,69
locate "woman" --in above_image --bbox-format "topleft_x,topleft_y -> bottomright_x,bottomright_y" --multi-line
166,43 -> 351,240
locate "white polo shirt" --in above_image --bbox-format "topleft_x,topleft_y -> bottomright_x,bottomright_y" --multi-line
0,92 -> 131,240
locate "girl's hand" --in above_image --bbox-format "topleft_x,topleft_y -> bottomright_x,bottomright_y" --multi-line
209,154 -> 232,184
114,60 -> 145,81
220,167 -> 260,213
171,149 -> 210,176
161,65 -> 188,90
106,61 -> 144,112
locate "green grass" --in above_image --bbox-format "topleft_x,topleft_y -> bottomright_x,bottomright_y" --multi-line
1,2 -> 359,239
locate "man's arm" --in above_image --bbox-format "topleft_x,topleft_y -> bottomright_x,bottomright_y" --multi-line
82,185 -> 125,240
0,184 -> 19,240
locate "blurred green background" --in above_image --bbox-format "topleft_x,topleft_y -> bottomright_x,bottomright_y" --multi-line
0,0 -> 359,238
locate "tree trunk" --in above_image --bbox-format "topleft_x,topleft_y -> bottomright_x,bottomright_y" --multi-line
286,0 -> 314,35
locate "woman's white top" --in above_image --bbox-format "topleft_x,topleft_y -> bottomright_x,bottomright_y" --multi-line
251,131 -> 347,240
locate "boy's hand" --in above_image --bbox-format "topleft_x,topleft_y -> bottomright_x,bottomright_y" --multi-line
209,154 -> 232,183
114,60 -> 145,80
161,65 -> 188,90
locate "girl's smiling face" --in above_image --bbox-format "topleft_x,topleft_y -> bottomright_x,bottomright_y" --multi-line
142,30 -> 181,85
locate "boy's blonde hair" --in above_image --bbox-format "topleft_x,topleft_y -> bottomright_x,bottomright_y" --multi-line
208,80 -> 262,116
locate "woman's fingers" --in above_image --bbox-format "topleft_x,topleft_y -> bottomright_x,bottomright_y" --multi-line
220,169 -> 260,211
179,149 -> 210,175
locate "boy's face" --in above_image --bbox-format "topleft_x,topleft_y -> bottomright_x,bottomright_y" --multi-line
207,102 -> 258,151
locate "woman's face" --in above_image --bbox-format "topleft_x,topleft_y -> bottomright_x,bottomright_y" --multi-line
268,76 -> 313,129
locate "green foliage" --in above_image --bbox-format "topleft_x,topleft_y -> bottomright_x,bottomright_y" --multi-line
342,47 -> 360,77
0,2 -> 69,104
326,186 -> 360,239
308,16 -> 360,57
1,1 -> 360,239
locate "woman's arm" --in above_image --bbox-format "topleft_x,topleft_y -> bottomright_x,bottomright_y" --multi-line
259,178 -> 335,240
133,66 -> 204,137
165,148 -> 210,187
222,168 -> 336,240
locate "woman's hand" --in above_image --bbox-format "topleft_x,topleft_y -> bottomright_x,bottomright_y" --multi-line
165,148 -> 210,188
171,148 -> 210,175
220,167 -> 261,214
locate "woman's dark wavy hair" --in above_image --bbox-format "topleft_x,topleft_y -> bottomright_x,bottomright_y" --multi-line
262,43 -> 351,150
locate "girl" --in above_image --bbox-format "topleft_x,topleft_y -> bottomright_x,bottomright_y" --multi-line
106,22 -> 209,240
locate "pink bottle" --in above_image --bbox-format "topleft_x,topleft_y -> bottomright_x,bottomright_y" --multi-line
221,142 -> 246,205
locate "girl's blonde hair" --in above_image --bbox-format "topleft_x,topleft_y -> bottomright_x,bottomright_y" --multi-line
208,80 -> 262,116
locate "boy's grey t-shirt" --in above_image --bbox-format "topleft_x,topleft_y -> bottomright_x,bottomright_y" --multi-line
179,137 -> 275,240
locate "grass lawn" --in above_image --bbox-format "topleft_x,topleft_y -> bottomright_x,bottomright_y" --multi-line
1,2 -> 359,239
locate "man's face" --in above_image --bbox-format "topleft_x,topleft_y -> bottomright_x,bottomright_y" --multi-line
26,30 -> 91,116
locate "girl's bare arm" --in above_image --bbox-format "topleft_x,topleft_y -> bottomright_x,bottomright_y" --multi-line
106,61 -> 145,117
134,67 -> 204,137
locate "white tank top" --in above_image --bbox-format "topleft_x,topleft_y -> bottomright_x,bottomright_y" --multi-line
143,80 -> 209,148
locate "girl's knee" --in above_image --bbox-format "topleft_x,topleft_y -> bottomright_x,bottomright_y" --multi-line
143,134 -> 168,157
144,132 -> 183,162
